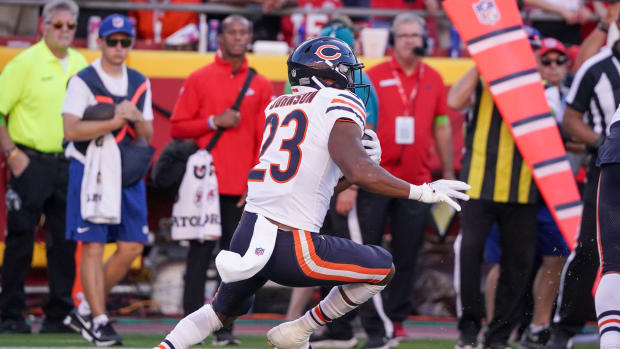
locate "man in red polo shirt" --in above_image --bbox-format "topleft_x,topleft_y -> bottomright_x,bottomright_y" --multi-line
169,14 -> 273,346
361,12 -> 454,344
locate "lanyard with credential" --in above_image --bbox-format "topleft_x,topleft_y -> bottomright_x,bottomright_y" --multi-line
391,63 -> 424,116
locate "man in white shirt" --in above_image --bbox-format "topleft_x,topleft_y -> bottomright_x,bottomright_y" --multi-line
61,14 -> 154,347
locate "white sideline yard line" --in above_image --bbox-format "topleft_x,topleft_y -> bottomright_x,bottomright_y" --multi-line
0,348 -> 267,349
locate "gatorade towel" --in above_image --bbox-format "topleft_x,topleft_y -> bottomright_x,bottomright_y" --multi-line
443,0 -> 580,250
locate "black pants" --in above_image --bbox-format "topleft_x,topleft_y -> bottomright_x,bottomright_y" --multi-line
551,166 -> 599,335
356,189 -> 429,323
456,199 -> 538,345
328,188 -> 428,339
182,194 -> 242,315
0,152 -> 76,323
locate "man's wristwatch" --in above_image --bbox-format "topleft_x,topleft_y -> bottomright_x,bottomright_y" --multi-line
4,146 -> 17,160
598,20 -> 609,33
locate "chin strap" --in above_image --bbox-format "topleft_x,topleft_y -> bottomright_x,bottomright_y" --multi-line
311,76 -> 327,89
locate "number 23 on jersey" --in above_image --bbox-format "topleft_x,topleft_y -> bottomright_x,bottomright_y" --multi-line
248,109 -> 309,183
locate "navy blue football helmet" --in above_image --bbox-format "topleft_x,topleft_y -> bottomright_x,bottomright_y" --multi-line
287,37 -> 369,103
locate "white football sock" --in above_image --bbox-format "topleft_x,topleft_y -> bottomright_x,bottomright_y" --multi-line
159,304 -> 222,349
298,283 -> 386,332
529,323 -> 547,333
78,300 -> 91,317
93,314 -> 109,327
596,273 -> 620,349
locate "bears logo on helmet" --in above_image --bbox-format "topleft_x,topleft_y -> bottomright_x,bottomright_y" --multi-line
315,44 -> 342,61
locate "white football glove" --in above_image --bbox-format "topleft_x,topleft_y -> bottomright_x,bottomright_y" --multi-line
411,179 -> 471,211
362,129 -> 381,164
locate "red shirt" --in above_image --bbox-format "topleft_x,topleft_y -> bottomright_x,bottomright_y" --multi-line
170,54 -> 273,195
130,0 -> 201,41
367,56 -> 449,185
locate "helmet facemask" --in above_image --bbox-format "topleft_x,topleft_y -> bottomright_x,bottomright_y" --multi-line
289,60 -> 370,105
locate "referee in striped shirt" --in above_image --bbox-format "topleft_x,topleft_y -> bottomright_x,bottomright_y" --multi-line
448,33 -> 542,349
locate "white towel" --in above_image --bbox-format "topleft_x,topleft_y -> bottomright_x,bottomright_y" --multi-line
171,149 -> 222,241
215,213 -> 278,283
80,133 -> 122,224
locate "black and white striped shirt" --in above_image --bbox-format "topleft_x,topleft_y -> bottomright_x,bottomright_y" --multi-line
566,46 -> 620,136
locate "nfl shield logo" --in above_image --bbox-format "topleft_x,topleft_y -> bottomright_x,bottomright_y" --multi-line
194,189 -> 203,206
472,0 -> 501,25
112,16 -> 124,28
255,248 -> 265,256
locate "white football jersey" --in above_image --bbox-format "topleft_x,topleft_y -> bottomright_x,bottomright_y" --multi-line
245,85 -> 366,232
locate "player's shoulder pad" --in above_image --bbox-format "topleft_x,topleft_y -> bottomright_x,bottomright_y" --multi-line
319,87 -> 366,109
322,88 -> 367,128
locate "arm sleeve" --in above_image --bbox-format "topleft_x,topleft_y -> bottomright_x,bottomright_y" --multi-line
325,91 -> 366,134
62,76 -> 92,119
0,57 -> 26,116
141,78 -> 154,121
566,64 -> 596,113
170,74 -> 210,138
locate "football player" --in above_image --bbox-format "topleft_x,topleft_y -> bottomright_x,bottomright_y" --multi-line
594,105 -> 620,349
153,37 -> 469,349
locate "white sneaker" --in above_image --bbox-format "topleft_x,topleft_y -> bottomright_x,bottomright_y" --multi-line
267,320 -> 312,349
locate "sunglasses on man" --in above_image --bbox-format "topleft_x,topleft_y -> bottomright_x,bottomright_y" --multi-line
105,38 -> 132,48
541,55 -> 568,67
50,21 -> 76,30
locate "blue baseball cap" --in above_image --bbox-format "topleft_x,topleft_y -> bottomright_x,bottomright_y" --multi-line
524,25 -> 542,49
99,14 -> 135,38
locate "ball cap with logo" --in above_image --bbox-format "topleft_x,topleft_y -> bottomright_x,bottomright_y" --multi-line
99,14 -> 135,38
539,37 -> 568,57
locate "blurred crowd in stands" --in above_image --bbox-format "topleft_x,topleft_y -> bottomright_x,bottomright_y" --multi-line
0,0 -> 613,55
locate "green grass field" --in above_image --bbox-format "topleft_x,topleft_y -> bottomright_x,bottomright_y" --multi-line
0,334 -> 600,349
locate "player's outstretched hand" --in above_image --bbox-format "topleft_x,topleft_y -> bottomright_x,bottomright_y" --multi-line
417,179 -> 471,211
361,129 -> 381,164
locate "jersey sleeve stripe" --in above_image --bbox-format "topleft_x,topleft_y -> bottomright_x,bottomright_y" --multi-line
337,93 -> 365,110
326,106 -> 366,127
331,98 -> 367,120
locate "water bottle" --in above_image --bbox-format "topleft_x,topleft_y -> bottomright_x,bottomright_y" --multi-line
207,19 -> 220,52
87,16 -> 101,50
291,14 -> 304,46
198,14 -> 207,53
6,188 -> 21,211
449,26 -> 461,59
297,23 -> 306,46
